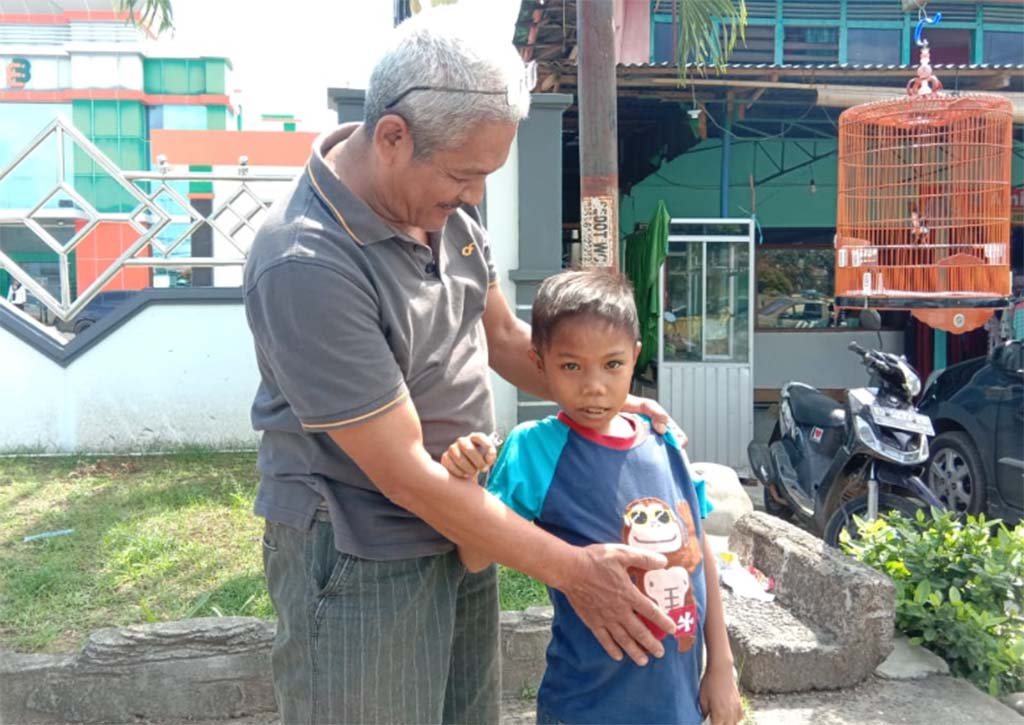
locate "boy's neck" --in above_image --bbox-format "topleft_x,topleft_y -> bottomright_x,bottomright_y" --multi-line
557,411 -> 639,449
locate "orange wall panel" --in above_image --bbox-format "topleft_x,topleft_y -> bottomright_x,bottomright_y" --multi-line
150,129 -> 316,167
74,222 -> 151,293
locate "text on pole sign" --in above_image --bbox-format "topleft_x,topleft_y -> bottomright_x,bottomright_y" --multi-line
581,195 -> 615,268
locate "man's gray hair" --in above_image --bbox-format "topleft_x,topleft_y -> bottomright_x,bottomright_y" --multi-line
365,7 -> 531,159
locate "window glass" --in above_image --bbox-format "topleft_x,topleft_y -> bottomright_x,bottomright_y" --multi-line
847,28 -> 901,65
757,247 -> 847,329
653,20 -> 675,64
664,244 -> 702,361
706,242 -> 750,361
1002,342 -> 1023,373
911,29 -> 971,65
663,242 -> 749,362
724,24 -> 776,64
784,26 -> 839,63
984,31 -> 1024,65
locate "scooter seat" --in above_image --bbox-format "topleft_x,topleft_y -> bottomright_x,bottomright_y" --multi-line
787,386 -> 846,428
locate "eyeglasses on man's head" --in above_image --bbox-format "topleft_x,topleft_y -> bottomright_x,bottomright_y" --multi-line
383,60 -> 537,110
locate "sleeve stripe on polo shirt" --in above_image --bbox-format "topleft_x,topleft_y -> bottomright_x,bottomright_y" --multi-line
301,390 -> 408,430
305,164 -> 365,246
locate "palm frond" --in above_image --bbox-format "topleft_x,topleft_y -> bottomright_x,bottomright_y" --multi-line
114,0 -> 175,36
676,0 -> 747,82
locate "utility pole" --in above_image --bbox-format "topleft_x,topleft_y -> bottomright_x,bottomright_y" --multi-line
577,0 -> 619,270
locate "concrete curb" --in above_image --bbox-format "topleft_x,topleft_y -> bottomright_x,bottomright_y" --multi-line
0,612 -> 553,724
3,610 -> 1019,725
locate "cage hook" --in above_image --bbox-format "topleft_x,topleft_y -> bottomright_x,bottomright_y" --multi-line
908,11 -> 944,96
914,10 -> 941,48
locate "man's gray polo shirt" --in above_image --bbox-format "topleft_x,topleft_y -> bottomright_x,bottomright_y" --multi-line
243,124 -> 497,560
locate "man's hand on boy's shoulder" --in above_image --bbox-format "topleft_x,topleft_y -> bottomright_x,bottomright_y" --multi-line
622,395 -> 688,445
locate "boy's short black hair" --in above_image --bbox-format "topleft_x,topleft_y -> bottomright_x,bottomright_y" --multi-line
531,270 -> 639,352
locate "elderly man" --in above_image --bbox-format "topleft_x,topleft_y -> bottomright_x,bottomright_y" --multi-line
243,8 -> 679,724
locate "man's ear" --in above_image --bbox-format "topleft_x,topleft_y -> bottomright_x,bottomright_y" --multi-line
372,114 -> 414,165
528,348 -> 545,374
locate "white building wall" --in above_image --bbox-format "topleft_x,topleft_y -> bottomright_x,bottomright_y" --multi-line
0,54 -> 70,90
484,134 -> 520,436
754,330 -> 906,391
69,52 -> 143,90
68,22 -> 145,45
0,304 -> 260,453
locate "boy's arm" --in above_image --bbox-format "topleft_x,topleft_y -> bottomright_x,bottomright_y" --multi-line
440,432 -> 500,572
699,533 -> 744,725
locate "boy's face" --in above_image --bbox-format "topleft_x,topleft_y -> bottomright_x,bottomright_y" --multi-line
532,316 -> 641,435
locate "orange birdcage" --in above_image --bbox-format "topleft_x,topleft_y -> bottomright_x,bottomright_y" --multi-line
834,46 -> 1014,334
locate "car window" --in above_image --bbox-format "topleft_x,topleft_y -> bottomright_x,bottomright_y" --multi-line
760,298 -> 792,316
1005,343 -> 1023,373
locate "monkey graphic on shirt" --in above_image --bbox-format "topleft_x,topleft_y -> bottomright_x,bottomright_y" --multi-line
622,497 -> 702,652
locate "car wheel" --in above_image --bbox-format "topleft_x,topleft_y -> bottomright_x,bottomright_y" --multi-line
926,431 -> 987,517
72,318 -> 94,335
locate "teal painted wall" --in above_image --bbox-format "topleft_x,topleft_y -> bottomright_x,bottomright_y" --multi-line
622,138 -> 839,233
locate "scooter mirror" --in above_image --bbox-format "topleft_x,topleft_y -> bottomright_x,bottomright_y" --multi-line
860,308 -> 882,331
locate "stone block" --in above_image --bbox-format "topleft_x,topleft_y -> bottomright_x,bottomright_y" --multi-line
500,607 -> 552,697
1000,692 -> 1024,717
0,618 -> 276,724
725,512 -> 895,693
694,461 -> 754,536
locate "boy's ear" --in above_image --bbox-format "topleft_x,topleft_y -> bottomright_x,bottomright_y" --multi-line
633,340 -> 642,362
528,348 -> 545,373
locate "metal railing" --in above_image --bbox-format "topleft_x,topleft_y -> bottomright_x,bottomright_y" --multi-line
0,116 -> 297,339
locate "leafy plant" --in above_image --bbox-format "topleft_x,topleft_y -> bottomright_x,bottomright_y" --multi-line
843,510 -> 1024,697
676,0 -> 748,81
115,0 -> 174,35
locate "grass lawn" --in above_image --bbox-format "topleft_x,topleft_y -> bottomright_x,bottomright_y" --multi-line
0,452 -> 548,654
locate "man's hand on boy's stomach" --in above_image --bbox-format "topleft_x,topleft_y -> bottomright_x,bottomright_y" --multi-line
558,543 -> 676,667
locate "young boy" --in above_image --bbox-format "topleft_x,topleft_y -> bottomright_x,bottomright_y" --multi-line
441,270 -> 743,725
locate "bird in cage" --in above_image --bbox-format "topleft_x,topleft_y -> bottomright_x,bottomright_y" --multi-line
910,204 -> 930,242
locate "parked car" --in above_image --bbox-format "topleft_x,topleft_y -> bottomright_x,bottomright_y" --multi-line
55,290 -> 137,334
917,339 -> 1023,524
757,296 -> 832,329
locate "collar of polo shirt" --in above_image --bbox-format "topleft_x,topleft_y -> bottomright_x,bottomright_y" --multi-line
306,124 -> 400,246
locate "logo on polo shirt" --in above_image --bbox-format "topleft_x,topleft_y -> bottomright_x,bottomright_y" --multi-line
461,242 -> 476,257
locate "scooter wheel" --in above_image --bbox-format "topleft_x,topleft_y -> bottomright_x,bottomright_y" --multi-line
823,493 -> 924,548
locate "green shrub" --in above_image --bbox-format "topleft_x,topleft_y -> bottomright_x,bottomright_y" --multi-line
842,510 -> 1024,697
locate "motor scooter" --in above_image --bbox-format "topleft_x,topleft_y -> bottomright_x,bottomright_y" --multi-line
747,310 -> 944,546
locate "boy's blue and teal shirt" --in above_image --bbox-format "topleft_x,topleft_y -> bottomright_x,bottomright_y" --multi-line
486,412 -> 712,725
